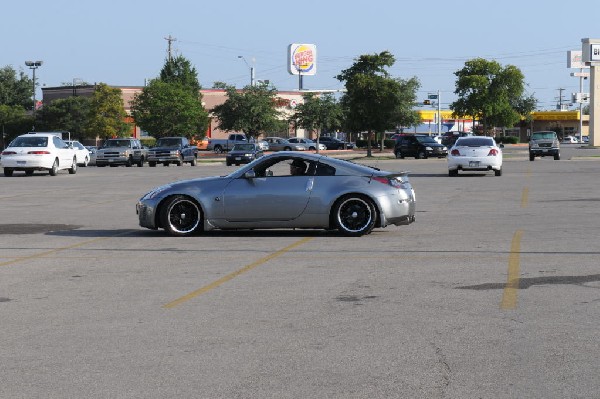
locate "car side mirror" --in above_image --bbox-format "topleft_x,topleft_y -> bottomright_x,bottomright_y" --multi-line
244,170 -> 256,179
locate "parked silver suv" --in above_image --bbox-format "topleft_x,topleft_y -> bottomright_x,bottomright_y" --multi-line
96,138 -> 147,167
529,131 -> 560,161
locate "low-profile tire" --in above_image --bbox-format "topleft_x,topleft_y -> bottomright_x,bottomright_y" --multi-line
137,157 -> 144,167
213,145 -> 223,154
82,156 -> 89,167
125,157 -> 133,167
49,159 -> 59,176
284,146 -> 292,151
68,157 -> 77,174
4,168 -> 14,177
160,195 -> 203,236
554,153 -> 560,160
529,153 -> 535,161
332,195 -> 376,237
190,157 -> 197,166
494,168 -> 502,176
448,169 -> 458,177
394,151 -> 402,159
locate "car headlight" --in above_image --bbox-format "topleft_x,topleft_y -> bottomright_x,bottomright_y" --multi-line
531,143 -> 539,148
425,146 -> 433,151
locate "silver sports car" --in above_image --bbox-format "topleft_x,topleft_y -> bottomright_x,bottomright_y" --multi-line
136,152 -> 416,236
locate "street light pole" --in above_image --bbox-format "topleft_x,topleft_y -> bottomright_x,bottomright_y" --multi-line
237,56 -> 255,87
25,60 -> 43,131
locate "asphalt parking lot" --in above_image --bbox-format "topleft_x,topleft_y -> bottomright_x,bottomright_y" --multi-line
2,145 -> 600,398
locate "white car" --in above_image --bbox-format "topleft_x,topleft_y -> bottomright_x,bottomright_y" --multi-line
1,132 -> 78,177
561,136 -> 579,144
448,136 -> 503,177
65,140 -> 91,166
287,137 -> 327,151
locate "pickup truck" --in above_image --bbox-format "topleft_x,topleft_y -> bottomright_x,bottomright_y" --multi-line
206,134 -> 248,153
95,138 -> 147,167
147,137 -> 198,166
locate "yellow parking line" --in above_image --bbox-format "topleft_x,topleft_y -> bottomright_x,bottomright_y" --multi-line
521,187 -> 529,208
0,231 -> 134,267
163,237 -> 314,309
500,230 -> 523,310
0,237 -> 106,267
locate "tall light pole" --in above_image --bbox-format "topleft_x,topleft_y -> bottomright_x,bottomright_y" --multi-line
25,60 -> 43,131
237,56 -> 255,87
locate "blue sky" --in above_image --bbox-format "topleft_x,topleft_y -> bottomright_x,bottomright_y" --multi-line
3,0 -> 598,110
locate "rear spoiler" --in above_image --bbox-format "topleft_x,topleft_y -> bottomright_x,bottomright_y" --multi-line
368,171 -> 410,183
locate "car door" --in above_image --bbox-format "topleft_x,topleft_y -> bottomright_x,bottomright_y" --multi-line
53,136 -> 73,166
221,162 -> 313,222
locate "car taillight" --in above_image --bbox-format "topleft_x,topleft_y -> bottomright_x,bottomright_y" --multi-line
27,151 -> 51,155
1,151 -> 16,155
450,149 -> 461,156
488,148 -> 499,156
372,176 -> 404,188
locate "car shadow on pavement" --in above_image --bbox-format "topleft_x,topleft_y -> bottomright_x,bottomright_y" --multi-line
46,228 -> 336,238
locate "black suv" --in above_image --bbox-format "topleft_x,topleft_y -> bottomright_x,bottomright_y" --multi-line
441,131 -> 472,147
317,136 -> 354,150
394,135 -> 448,159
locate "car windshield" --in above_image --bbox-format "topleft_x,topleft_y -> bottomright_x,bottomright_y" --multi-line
9,136 -> 48,147
103,140 -> 132,148
532,132 -> 557,140
416,136 -> 437,144
155,138 -> 182,147
456,137 -> 495,147
232,144 -> 255,151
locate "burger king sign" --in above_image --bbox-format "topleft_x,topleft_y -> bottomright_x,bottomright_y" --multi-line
288,43 -> 317,76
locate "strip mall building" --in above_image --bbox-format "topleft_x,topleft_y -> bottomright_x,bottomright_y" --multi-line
42,85 -> 589,143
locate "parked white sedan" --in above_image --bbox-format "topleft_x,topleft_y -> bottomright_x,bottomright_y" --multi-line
1,132 -> 78,177
65,140 -> 91,166
448,136 -> 503,176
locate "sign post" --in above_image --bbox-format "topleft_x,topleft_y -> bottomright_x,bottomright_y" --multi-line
582,38 -> 600,147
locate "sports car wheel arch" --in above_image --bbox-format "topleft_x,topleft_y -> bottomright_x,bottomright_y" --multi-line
159,195 -> 203,236
332,194 -> 377,236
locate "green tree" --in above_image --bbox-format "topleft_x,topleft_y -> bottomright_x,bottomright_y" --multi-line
451,58 -> 536,134
212,83 -> 283,139
336,51 -> 420,156
0,104 -> 30,148
0,66 -> 34,109
131,55 -> 209,139
85,83 -> 129,139
160,55 -> 201,96
130,79 -> 209,138
36,96 -> 91,138
293,93 -> 343,152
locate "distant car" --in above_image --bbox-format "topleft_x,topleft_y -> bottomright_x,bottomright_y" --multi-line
448,136 -> 503,176
226,143 -> 264,166
65,140 -> 91,167
394,134 -> 447,159
287,137 -> 327,151
256,140 -> 269,151
263,137 -> 308,151
317,136 -> 354,150
1,132 -> 78,177
431,135 -> 443,144
561,135 -> 579,144
441,131 -> 473,147
86,146 -> 97,166
529,130 -> 560,161
136,152 -> 416,237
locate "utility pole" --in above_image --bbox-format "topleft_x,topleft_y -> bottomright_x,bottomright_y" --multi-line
557,88 -> 565,110
164,35 -> 177,61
